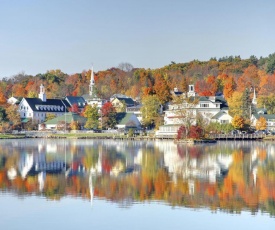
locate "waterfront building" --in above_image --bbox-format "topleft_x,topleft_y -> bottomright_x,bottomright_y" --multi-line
156,85 -> 232,138
18,84 -> 69,123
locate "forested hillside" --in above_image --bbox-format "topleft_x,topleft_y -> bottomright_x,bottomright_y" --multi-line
1,53 -> 275,109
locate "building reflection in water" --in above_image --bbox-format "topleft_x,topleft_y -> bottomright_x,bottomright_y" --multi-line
0,139 -> 274,216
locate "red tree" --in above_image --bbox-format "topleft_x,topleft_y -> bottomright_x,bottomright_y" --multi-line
69,103 -> 80,114
177,125 -> 203,140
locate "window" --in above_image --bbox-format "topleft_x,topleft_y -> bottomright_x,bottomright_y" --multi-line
200,103 -> 209,108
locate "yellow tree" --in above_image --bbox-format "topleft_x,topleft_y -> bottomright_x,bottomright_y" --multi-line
256,116 -> 267,131
27,91 -> 37,98
141,95 -> 161,127
232,115 -> 245,130
227,92 -> 243,117
70,121 -> 80,130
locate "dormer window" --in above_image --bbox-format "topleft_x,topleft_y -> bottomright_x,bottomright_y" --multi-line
200,103 -> 209,108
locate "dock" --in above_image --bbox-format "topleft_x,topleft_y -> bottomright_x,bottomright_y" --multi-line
209,133 -> 265,140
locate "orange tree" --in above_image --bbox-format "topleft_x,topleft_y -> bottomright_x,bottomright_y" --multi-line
232,115 -> 245,130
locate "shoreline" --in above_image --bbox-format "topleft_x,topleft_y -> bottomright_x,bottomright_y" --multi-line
1,133 -> 273,141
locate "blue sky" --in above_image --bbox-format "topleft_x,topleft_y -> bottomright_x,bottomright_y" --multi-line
0,0 -> 274,78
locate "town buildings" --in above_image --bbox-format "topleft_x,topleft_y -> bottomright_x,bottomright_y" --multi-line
156,85 -> 232,137
18,84 -> 69,123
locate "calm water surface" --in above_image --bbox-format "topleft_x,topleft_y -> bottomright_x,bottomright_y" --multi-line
0,139 -> 274,229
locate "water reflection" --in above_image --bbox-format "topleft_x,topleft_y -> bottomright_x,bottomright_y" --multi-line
0,139 -> 274,216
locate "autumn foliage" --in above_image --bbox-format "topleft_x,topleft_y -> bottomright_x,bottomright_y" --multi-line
232,115 -> 245,129
255,116 -> 267,131
177,125 -> 203,140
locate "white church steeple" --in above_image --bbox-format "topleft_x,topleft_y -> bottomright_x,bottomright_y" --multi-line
39,84 -> 46,102
252,87 -> 257,105
89,66 -> 95,97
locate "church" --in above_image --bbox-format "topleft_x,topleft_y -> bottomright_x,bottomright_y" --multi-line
18,84 -> 71,123
82,66 -> 106,108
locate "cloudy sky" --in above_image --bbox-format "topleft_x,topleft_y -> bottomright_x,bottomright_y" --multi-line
0,0 -> 274,77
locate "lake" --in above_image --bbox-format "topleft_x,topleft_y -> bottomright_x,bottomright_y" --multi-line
0,139 -> 274,229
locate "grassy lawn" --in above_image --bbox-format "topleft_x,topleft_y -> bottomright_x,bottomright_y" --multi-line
0,132 -> 150,139
49,132 -> 128,139
263,135 -> 275,141
0,134 -> 26,139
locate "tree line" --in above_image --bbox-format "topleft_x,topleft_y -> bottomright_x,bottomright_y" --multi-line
1,53 -> 275,131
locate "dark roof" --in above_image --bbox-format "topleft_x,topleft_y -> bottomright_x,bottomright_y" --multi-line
115,97 -> 135,106
126,104 -> 142,112
174,91 -> 184,96
65,96 -> 86,108
215,92 -> 223,96
24,98 -> 69,112
198,96 -> 228,109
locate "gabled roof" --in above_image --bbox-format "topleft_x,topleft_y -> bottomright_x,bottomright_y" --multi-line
7,96 -> 22,104
116,112 -> 141,127
44,112 -> 87,125
252,113 -> 275,120
211,111 -> 229,119
112,97 -> 135,106
23,98 -> 69,112
199,96 -> 228,109
65,96 -> 86,108
255,108 -> 267,114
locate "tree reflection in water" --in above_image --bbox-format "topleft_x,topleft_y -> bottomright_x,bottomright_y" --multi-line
0,139 -> 274,216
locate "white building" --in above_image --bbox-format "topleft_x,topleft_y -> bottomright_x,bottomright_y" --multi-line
156,85 -> 232,137
18,84 -> 69,123
7,96 -> 20,105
